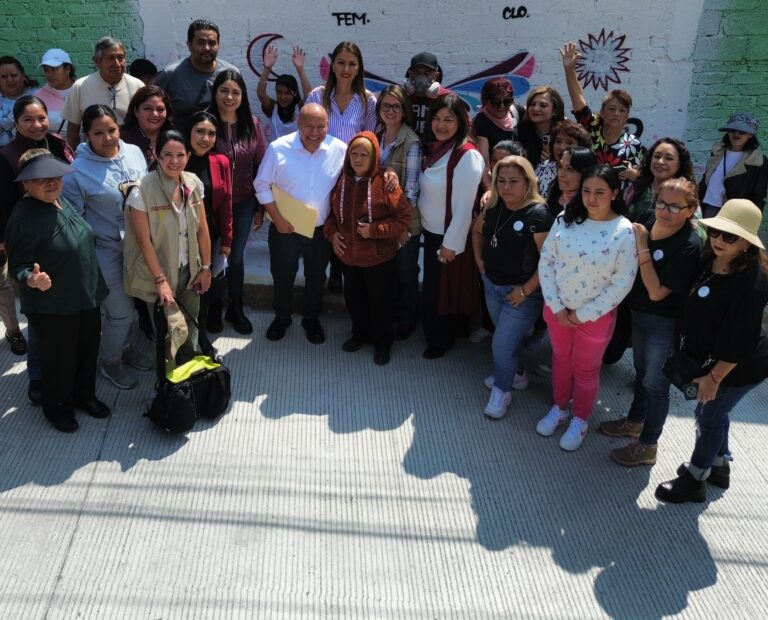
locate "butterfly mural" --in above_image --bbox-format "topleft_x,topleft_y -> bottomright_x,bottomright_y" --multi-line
246,33 -> 536,113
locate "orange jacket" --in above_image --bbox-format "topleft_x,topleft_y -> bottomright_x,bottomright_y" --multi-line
325,131 -> 410,267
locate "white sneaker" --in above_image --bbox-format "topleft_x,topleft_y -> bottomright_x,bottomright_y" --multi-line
469,328 -> 492,343
484,386 -> 511,419
485,369 -> 528,391
536,405 -> 569,437
512,369 -> 529,391
559,417 -> 589,451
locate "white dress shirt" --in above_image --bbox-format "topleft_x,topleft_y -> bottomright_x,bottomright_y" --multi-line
254,131 -> 346,226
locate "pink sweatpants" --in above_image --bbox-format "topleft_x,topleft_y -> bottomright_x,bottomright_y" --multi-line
543,305 -> 617,420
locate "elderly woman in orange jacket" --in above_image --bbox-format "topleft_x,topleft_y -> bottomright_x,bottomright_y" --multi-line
325,130 -> 411,365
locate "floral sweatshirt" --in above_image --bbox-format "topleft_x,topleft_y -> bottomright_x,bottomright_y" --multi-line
539,214 -> 637,322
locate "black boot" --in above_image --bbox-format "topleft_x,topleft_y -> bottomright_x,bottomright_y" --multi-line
225,297 -> 253,334
677,461 -> 730,489
655,470 -> 706,503
206,300 -> 223,333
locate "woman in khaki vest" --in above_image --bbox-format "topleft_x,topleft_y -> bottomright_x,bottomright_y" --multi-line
123,130 -> 212,368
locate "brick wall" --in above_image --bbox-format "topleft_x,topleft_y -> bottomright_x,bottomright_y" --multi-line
684,0 -> 768,235
0,0 -> 144,83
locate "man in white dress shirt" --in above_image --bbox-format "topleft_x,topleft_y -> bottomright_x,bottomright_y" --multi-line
254,103 -> 346,344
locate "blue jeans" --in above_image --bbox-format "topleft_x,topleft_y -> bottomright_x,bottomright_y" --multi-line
690,381 -> 759,471
394,233 -> 421,326
628,311 -> 676,445
226,196 -> 257,299
482,273 -> 541,392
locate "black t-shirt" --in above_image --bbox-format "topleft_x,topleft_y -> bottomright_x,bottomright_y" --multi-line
679,259 -> 768,387
481,202 -> 553,285
472,112 -> 516,153
516,121 -> 545,168
629,216 -> 702,317
186,153 -> 216,239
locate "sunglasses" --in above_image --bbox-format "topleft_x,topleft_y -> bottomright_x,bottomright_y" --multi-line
708,228 -> 741,244
489,98 -> 514,108
655,200 -> 689,214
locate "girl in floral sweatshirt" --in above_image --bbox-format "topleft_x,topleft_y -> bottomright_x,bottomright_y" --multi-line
537,164 -> 637,451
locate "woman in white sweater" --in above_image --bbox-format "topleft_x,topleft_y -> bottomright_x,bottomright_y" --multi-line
418,94 -> 485,359
537,164 -> 637,450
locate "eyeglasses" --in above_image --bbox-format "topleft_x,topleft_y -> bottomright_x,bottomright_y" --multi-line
489,98 -> 514,108
380,103 -> 402,113
708,228 -> 741,244
655,199 -> 689,214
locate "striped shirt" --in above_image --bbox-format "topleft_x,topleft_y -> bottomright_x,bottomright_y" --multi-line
306,86 -> 377,144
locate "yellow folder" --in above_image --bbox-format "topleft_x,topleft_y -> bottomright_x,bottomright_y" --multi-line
270,186 -> 319,238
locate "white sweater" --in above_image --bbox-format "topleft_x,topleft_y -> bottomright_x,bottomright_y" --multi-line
417,148 -> 484,253
539,215 -> 637,322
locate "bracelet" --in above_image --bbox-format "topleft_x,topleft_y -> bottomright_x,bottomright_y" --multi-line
200,264 -> 211,270
638,248 -> 650,254
709,370 -> 723,384
153,274 -> 166,284
639,259 -> 652,266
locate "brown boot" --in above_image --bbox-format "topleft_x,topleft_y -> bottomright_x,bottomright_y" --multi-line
599,416 -> 643,438
610,441 -> 657,467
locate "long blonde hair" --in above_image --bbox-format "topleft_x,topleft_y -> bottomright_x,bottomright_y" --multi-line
486,155 -> 544,210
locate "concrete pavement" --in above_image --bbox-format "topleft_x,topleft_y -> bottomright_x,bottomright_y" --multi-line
1,297 -> 767,619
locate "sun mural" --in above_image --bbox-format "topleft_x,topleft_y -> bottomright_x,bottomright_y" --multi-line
575,28 -> 631,91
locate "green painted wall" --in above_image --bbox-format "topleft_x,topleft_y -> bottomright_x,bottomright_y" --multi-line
685,0 -> 768,238
0,0 -> 143,84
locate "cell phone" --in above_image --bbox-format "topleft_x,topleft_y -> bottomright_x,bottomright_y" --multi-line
681,382 -> 699,400
357,216 -> 370,224
613,165 -> 627,173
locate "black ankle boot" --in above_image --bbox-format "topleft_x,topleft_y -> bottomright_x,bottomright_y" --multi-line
225,297 -> 253,334
655,470 -> 706,504
206,300 -> 223,333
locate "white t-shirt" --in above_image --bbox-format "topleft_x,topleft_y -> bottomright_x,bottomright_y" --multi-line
703,150 -> 743,208
62,72 -> 144,125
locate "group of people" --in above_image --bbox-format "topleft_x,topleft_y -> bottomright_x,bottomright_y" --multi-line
1,21 -> 767,507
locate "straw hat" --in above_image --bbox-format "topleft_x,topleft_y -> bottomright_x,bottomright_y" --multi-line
699,199 -> 765,250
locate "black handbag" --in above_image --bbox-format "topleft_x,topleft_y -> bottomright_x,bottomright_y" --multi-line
145,301 -> 232,433
662,349 -> 705,400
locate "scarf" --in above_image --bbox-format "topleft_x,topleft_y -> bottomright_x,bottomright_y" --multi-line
422,138 -> 455,171
477,107 -> 516,132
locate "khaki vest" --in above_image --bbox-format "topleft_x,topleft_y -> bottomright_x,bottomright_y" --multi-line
380,124 -> 422,235
123,170 -> 204,303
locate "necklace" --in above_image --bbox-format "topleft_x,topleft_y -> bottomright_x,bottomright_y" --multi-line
490,207 -> 517,248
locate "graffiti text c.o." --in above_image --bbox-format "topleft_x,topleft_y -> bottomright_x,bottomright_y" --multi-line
332,12 -> 369,26
502,6 -> 529,19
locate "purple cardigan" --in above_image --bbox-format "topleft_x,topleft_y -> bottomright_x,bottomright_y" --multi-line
214,115 -> 267,205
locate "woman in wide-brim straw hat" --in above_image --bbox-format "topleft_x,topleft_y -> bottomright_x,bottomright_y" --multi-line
655,198 -> 768,504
